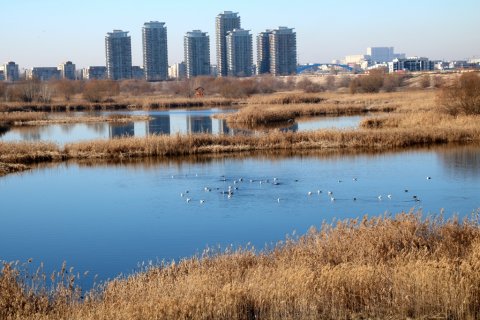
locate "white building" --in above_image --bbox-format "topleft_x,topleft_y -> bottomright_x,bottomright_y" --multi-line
168,62 -> 186,79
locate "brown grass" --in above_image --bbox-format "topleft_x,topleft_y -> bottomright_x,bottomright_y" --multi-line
2,212 -> 480,319
1,89 -> 480,177
0,112 -> 150,126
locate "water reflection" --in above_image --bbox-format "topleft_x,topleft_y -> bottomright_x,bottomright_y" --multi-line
438,144 -> 480,179
1,144 -> 479,289
0,109 -> 363,144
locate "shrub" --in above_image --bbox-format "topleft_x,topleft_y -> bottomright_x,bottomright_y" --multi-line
383,73 -> 405,92
360,69 -> 385,93
438,72 -> 480,115
296,77 -> 325,93
55,80 -> 76,101
420,74 -> 431,88
83,80 -> 119,103
120,80 -> 154,96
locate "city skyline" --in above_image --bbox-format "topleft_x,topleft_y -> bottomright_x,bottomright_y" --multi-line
1,0 -> 479,69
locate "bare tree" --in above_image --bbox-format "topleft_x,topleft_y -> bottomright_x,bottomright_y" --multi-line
439,72 -> 480,115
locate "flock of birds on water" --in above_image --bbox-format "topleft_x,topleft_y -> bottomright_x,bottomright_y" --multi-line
173,174 -> 433,206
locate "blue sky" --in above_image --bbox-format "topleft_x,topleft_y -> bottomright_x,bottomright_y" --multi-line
1,0 -> 479,69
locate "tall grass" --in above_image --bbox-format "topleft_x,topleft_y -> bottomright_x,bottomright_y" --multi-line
2,212 -> 480,319
0,112 -> 150,126
1,122 -> 479,176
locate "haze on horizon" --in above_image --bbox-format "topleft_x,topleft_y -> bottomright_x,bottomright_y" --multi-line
1,0 -> 479,69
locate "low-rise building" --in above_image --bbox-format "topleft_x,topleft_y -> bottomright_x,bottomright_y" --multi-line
132,66 -> 144,80
82,66 -> 107,80
58,61 -> 76,80
168,62 -> 186,79
389,57 -> 434,73
27,67 -> 61,81
3,61 -> 20,81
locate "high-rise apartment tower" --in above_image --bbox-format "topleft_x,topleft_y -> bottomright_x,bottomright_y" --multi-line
184,30 -> 210,78
269,27 -> 297,76
226,29 -> 253,77
105,30 -> 132,80
215,11 -> 240,77
142,21 -> 168,81
256,30 -> 272,75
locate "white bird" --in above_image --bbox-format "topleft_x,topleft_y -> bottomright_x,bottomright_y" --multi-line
317,190 -> 321,195
378,195 -> 383,200
180,193 -> 184,197
353,177 -> 358,181
277,198 -> 281,203
186,198 -> 191,203
227,194 -> 232,199
387,194 -> 392,199
427,176 -> 432,180
200,200 -> 205,204
330,197 -> 335,201
328,191 -> 333,195
307,191 -> 313,196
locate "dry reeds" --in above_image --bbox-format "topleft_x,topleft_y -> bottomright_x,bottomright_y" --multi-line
2,212 -> 480,319
1,122 -> 479,176
0,112 -> 150,126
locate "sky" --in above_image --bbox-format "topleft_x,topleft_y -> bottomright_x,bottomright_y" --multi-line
1,0 -> 479,69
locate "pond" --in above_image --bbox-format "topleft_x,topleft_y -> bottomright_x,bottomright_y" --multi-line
0,109 -> 363,144
1,144 -> 479,288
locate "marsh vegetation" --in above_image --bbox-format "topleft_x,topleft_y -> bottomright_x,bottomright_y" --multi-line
2,213 -> 480,319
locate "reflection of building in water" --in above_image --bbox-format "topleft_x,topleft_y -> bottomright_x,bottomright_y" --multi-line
147,115 -> 170,135
438,146 -> 480,178
109,123 -> 135,138
187,115 -> 212,133
211,118 -> 230,135
85,123 -> 108,134
279,122 -> 299,133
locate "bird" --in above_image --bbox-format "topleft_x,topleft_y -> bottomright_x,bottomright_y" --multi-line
317,190 -> 322,195
186,198 -> 191,203
404,189 -> 409,193
338,180 -> 342,183
330,196 -> 335,201
307,191 -> 313,196
353,197 -> 357,201
328,191 -> 333,196
353,177 -> 358,181
387,194 -> 392,199
200,200 -> 205,204
180,193 -> 184,197
277,198 -> 281,203
427,176 -> 432,180
227,194 -> 232,199
378,195 -> 383,200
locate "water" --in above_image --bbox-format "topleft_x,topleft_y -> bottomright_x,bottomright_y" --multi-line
1,145 -> 479,288
0,109 -> 363,144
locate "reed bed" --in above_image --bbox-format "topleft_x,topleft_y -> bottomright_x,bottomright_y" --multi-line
222,102 -> 395,126
130,96 -> 238,109
2,212 -> 480,320
0,112 -> 150,126
247,92 -> 326,105
1,123 -> 479,175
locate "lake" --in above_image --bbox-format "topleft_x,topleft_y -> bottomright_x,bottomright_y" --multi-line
0,144 -> 479,288
0,109 -> 363,144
